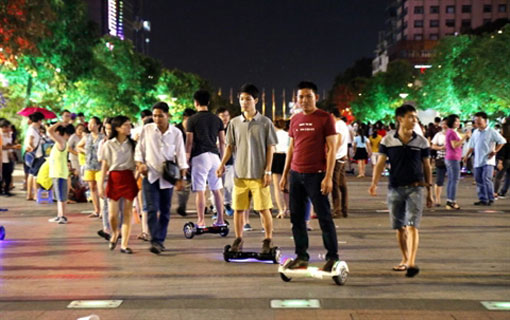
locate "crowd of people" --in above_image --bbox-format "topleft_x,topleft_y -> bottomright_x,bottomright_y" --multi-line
0,81 -> 508,277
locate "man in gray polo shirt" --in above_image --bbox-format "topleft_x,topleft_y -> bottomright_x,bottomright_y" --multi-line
217,83 -> 278,254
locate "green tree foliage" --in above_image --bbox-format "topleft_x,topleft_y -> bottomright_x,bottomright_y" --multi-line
351,60 -> 415,122
150,69 -> 204,123
418,25 -> 510,118
0,0 -> 209,122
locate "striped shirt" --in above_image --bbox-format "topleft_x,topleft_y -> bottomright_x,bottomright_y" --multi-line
379,131 -> 430,189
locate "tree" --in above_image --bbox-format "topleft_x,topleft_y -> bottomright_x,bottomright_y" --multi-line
0,0 -> 54,66
351,60 -> 415,122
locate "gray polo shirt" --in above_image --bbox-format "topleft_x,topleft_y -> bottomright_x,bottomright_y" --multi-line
226,112 -> 278,179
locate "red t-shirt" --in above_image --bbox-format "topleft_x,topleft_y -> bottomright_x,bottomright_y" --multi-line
289,109 -> 337,173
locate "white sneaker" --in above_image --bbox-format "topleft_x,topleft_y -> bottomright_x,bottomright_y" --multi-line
48,216 -> 60,223
58,216 -> 68,224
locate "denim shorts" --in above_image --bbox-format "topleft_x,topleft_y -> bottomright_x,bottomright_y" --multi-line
387,186 -> 424,229
52,178 -> 68,202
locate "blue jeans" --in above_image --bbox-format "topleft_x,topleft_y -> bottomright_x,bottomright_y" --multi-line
445,160 -> 461,202
494,160 -> 510,196
474,165 -> 495,202
143,178 -> 173,245
289,170 -> 338,261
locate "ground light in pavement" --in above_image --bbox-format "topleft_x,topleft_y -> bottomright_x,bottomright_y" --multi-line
68,300 -> 123,309
271,299 -> 320,308
481,301 -> 510,310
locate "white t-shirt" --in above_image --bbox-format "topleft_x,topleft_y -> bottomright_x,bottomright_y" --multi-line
2,132 -> 12,163
335,119 -> 349,159
68,133 -> 81,164
24,126 -> 43,157
275,129 -> 289,153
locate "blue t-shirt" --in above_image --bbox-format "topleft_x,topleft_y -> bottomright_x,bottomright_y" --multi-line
354,135 -> 368,148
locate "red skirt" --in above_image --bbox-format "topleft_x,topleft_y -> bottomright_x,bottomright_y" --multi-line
106,170 -> 139,201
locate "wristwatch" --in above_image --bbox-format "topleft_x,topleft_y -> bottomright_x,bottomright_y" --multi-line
264,171 -> 272,175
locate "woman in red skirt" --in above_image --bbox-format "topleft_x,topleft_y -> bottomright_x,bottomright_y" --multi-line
98,116 -> 138,254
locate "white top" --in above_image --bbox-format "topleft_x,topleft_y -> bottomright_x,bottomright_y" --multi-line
346,125 -> 354,144
431,130 -> 446,146
275,129 -> 290,153
335,119 -> 349,159
134,123 -> 188,189
102,138 -> 136,172
67,133 -> 81,164
2,132 -> 12,163
24,126 -> 43,157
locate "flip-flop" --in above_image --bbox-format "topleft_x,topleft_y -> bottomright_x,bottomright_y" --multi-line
392,264 -> 408,271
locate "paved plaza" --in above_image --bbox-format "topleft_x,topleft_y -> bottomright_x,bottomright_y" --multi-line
0,166 -> 509,319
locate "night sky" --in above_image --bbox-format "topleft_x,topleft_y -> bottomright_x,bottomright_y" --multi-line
145,0 -> 388,101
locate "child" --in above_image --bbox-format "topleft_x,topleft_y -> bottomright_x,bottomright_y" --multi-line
47,122 -> 76,224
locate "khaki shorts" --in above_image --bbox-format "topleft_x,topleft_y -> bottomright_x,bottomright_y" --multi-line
84,170 -> 101,183
232,178 -> 272,211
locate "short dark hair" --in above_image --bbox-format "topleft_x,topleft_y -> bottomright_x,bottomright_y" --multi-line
446,114 -> 459,128
140,109 -> 152,119
61,109 -> 71,115
56,124 -> 75,136
474,112 -> 488,120
182,108 -> 196,118
395,104 -> 416,119
297,81 -> 318,94
216,107 -> 228,114
77,112 -> 85,117
331,109 -> 341,118
193,90 -> 211,106
239,83 -> 259,100
29,112 -> 45,122
0,119 -> 11,127
152,101 -> 169,114
434,117 -> 441,123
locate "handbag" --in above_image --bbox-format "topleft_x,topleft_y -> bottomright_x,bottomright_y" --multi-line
162,160 -> 181,185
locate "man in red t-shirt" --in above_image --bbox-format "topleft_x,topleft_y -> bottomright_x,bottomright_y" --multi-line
280,81 -> 339,272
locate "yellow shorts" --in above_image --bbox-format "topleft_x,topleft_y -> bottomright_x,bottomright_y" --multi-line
84,170 -> 101,183
232,178 -> 273,211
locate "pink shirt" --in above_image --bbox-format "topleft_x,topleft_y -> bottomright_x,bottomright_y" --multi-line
445,129 -> 462,161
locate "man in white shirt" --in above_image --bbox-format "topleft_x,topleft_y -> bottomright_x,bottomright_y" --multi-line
135,102 -> 188,254
24,112 -> 45,201
331,109 -> 349,218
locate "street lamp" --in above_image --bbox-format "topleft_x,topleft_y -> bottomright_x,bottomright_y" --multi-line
399,93 -> 409,99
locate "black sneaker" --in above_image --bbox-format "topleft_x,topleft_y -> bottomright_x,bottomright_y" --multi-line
97,230 -> 111,241
261,238 -> 272,254
286,258 -> 309,269
322,259 -> 339,272
176,206 -> 187,217
231,237 -> 243,252
150,243 -> 162,255
474,201 -> 490,206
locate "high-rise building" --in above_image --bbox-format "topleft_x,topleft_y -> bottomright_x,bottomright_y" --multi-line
373,0 -> 510,74
85,0 -> 151,54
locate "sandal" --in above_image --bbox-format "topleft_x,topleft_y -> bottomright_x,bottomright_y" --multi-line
392,264 -> 408,272
88,212 -> 100,218
137,232 -> 150,241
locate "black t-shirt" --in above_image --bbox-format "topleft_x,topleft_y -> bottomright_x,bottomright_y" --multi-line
187,111 -> 224,158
